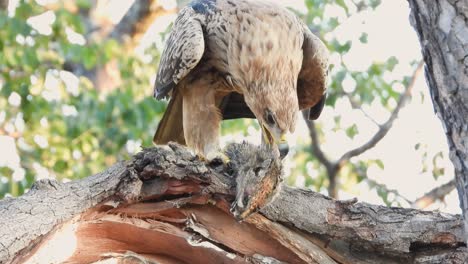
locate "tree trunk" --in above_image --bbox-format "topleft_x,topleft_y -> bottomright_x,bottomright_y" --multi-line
0,143 -> 466,264
408,0 -> 468,242
0,0 -> 7,10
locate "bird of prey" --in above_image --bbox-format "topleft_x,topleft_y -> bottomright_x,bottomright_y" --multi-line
153,0 -> 329,160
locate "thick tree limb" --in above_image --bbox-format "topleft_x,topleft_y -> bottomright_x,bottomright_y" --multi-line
408,0 -> 468,243
0,144 -> 466,263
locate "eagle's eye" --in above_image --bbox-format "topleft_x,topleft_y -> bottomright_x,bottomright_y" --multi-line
264,109 -> 276,126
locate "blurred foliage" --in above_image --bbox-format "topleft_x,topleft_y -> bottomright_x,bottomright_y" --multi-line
0,0 -> 165,197
0,0 -> 448,206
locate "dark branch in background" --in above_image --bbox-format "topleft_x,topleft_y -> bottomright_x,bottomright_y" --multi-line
351,162 -> 456,209
304,119 -> 333,171
351,164 -> 414,205
336,61 -> 424,166
304,61 -> 424,198
303,117 -> 340,197
350,162 -> 455,209
0,0 -> 8,10
412,179 -> 456,209
365,177 -> 413,204
345,92 -> 380,125
110,0 -> 177,50
62,0 -> 176,91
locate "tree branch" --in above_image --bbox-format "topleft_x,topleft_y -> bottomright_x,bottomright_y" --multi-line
109,0 -> 177,50
0,0 -> 8,10
1,143 -> 466,263
349,162 -> 413,205
62,0 -> 177,91
345,92 -> 380,126
304,62 -> 424,198
408,0 -> 468,243
337,61 -> 424,166
412,179 -> 457,209
303,117 -> 333,170
303,117 -> 339,197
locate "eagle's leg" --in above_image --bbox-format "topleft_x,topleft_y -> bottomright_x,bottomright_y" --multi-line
182,83 -> 227,162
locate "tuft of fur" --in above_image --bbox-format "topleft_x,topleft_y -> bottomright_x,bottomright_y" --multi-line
225,142 -> 283,220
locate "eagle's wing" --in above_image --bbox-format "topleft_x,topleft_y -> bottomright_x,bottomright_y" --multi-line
153,7 -> 205,99
297,23 -> 329,120
153,7 -> 205,145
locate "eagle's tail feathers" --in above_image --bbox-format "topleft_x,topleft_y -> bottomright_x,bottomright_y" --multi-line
153,90 -> 186,145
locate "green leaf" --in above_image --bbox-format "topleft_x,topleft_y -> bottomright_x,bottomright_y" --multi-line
335,0 -> 349,15
359,32 -> 368,43
76,0 -> 92,9
103,39 -> 120,61
53,160 -> 68,173
22,48 -> 39,69
345,124 -> 359,139
375,159 -> 385,169
370,0 -> 382,9
82,47 -> 97,69
386,56 -> 399,71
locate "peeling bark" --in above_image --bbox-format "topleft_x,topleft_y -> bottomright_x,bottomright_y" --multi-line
408,0 -> 468,243
0,144 -> 466,264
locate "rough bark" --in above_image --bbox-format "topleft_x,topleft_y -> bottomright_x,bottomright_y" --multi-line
0,144 -> 466,264
408,0 -> 468,242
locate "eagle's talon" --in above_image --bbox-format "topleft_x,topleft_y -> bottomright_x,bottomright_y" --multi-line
206,152 -> 230,165
196,153 -> 206,161
197,152 -> 230,165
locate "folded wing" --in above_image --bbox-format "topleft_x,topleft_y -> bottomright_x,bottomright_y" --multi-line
297,23 -> 329,120
153,8 -> 205,100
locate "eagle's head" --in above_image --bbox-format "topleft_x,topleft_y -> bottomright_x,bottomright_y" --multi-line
243,82 -> 299,159
231,15 -> 304,159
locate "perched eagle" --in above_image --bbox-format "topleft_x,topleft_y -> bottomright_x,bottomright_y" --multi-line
153,0 -> 329,160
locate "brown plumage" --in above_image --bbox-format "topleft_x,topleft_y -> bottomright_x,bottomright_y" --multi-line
153,0 -> 329,159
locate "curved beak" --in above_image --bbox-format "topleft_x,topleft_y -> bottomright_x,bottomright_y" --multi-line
262,125 -> 289,159
277,135 -> 289,159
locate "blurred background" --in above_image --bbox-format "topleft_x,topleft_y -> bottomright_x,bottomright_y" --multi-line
0,0 -> 459,213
